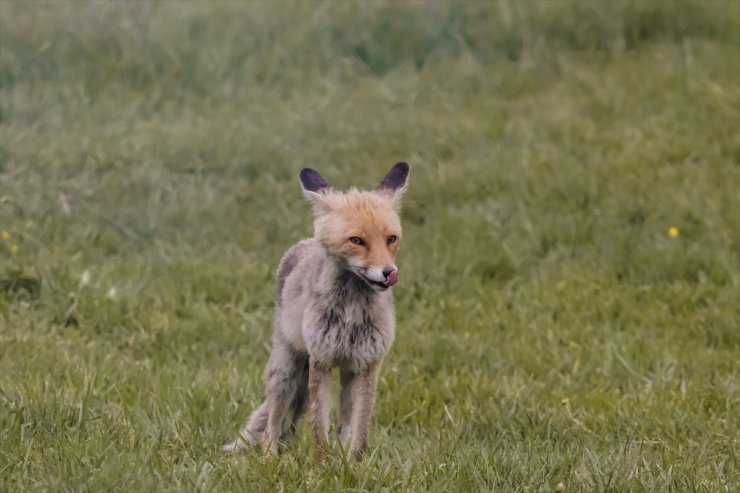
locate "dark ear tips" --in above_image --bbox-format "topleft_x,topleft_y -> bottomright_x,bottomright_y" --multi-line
377,162 -> 410,191
300,168 -> 331,193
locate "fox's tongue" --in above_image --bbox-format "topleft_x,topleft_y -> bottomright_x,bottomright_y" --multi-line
384,270 -> 398,287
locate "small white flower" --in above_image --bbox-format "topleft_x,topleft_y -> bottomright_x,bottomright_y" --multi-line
106,287 -> 117,300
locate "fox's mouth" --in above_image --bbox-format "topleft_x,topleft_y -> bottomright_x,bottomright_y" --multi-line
365,278 -> 390,290
355,270 -> 394,290
353,273 -> 389,290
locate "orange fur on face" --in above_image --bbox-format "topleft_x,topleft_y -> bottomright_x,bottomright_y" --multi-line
313,189 -> 402,270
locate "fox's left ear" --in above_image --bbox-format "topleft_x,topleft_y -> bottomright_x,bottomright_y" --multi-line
376,162 -> 409,209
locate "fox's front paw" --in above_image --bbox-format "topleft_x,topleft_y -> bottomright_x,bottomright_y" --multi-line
351,442 -> 368,462
312,445 -> 327,464
338,425 -> 351,449
261,435 -> 279,456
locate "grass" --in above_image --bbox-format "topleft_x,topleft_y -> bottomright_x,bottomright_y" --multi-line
1,0 -> 739,491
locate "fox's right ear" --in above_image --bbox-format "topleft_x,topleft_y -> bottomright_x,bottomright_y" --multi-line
299,168 -> 333,213
376,162 -> 410,209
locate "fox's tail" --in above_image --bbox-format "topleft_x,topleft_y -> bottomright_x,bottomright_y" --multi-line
221,401 -> 268,453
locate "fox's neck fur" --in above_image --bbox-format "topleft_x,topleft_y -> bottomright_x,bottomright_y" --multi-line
317,252 -> 387,298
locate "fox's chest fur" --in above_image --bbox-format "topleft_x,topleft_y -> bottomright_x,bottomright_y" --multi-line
306,272 -> 395,371
276,240 -> 395,372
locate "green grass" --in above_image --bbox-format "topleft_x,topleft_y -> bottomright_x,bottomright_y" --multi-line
1,0 -> 739,491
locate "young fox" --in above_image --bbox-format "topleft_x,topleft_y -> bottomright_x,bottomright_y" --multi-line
222,162 -> 410,461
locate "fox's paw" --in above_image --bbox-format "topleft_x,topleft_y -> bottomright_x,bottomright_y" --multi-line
312,446 -> 327,464
261,435 -> 279,456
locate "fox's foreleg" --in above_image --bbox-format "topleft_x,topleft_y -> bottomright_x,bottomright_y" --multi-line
337,368 -> 355,448
346,362 -> 380,461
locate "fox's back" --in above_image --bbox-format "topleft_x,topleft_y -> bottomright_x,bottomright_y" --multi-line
275,239 -> 320,306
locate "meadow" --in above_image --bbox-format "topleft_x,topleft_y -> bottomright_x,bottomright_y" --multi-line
1,1 -> 739,491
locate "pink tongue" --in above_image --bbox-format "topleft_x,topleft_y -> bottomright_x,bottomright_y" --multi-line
384,270 -> 398,286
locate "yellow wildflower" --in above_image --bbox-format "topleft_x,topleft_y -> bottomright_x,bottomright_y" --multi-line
1,230 -> 8,241
10,243 -> 18,254
668,227 -> 679,238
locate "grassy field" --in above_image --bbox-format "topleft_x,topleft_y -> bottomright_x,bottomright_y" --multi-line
1,0 -> 739,491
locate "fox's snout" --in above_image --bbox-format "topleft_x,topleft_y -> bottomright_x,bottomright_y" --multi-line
382,267 -> 398,287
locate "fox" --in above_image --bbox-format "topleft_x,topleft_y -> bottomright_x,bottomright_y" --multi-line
222,162 -> 410,462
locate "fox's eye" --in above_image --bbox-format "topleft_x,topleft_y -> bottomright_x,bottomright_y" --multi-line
349,236 -> 365,246
387,235 -> 397,244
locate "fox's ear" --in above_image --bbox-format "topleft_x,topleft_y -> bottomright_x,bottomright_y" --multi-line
376,162 -> 409,208
300,168 -> 331,193
300,168 -> 333,213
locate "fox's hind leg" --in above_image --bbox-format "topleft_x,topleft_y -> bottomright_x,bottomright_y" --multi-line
263,341 -> 307,454
222,343 -> 307,454
281,357 -> 309,443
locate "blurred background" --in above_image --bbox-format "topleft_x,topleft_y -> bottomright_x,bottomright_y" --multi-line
1,1 -> 739,490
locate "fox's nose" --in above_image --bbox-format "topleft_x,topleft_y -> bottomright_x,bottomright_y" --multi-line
382,267 -> 398,286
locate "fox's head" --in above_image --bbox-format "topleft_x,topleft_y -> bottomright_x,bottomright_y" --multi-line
299,162 -> 410,291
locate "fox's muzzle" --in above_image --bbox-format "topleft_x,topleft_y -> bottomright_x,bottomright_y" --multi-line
383,269 -> 398,287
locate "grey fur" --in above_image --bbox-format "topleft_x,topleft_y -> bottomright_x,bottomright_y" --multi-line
223,165 -> 408,461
